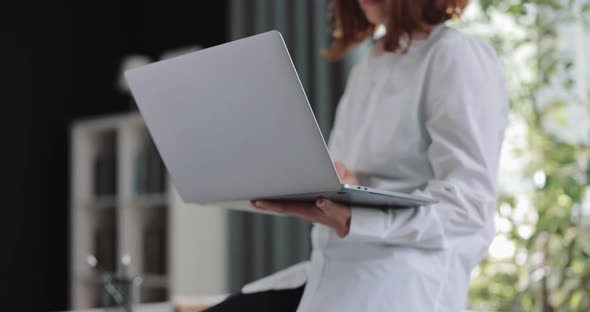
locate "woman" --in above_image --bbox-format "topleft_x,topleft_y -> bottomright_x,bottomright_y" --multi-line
206,0 -> 508,311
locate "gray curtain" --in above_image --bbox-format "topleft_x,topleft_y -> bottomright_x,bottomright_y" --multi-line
227,0 -> 368,292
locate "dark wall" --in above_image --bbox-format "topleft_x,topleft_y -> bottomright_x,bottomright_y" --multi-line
2,1 -> 228,310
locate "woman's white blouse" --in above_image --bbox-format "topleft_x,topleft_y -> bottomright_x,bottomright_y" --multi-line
241,24 -> 509,312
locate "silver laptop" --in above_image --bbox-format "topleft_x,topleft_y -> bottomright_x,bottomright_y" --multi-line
124,30 -> 437,209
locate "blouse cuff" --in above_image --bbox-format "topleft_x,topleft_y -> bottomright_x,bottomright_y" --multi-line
340,207 -> 387,243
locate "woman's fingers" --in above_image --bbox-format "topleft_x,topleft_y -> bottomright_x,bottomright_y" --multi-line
334,160 -> 347,178
315,198 -> 351,237
315,198 -> 344,219
315,198 -> 333,214
334,160 -> 359,185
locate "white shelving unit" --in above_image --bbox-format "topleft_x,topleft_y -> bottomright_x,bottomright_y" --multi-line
69,112 -> 229,309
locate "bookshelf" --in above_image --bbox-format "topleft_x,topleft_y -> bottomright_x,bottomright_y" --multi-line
70,112 -> 229,309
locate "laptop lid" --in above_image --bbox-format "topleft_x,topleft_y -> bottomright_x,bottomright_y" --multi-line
125,31 -> 341,204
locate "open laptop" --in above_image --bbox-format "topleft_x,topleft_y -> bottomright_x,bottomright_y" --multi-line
124,30 -> 437,209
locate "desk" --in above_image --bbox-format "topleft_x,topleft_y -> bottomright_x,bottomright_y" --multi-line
62,294 -> 228,312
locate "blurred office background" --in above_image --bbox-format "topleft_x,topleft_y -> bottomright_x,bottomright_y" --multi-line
8,0 -> 588,311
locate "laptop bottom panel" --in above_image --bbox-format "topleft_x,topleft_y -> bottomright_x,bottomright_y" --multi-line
257,185 -> 437,209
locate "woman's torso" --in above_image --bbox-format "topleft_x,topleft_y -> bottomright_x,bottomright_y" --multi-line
243,24 -> 506,312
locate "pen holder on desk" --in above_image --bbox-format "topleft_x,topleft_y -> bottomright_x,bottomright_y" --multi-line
88,254 -> 142,312
99,273 -> 142,311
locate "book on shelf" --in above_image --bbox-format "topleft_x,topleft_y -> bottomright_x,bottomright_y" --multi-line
143,206 -> 167,275
133,135 -> 167,195
94,155 -> 117,196
146,139 -> 167,193
133,151 -> 146,195
94,226 -> 117,272
94,131 -> 117,197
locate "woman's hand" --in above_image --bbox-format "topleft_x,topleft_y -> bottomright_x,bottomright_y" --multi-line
334,160 -> 359,185
251,198 -> 351,237
250,161 -> 359,238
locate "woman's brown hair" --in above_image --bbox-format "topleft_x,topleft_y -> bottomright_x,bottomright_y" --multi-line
322,0 -> 468,60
